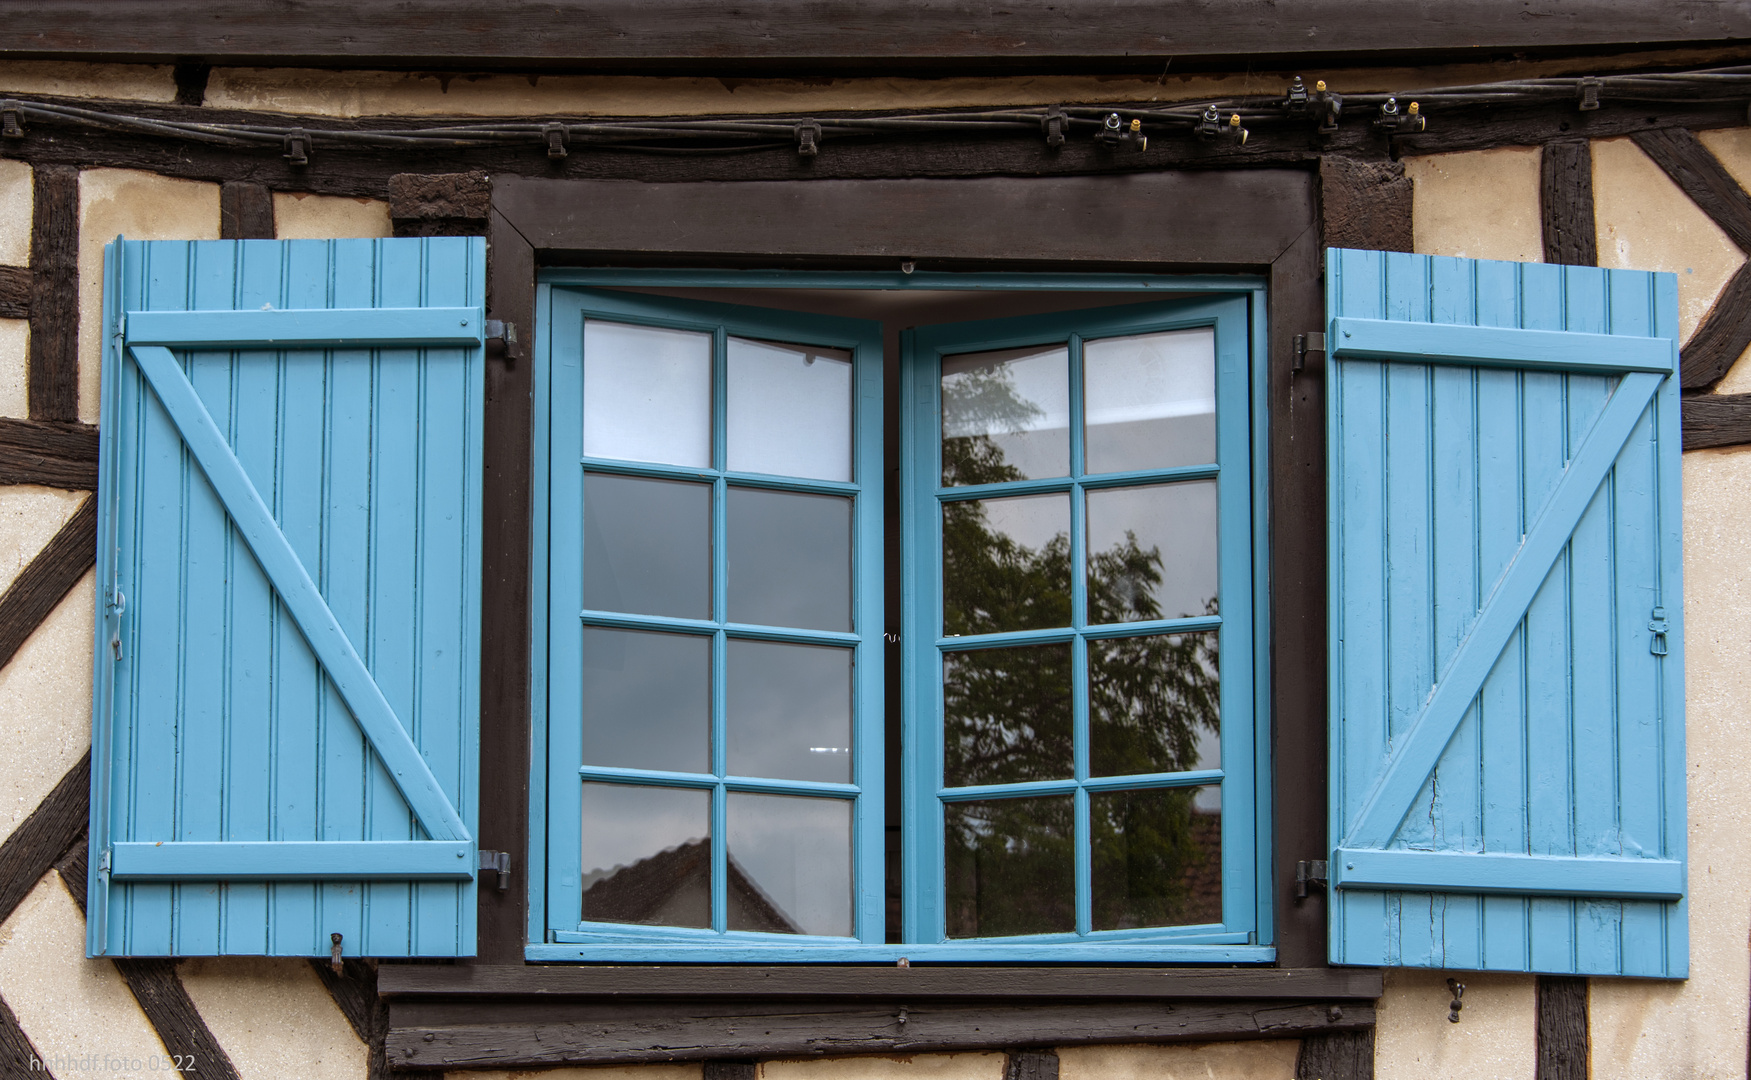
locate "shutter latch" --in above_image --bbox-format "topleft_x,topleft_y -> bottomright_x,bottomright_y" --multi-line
479,850 -> 512,891
1294,332 -> 1326,373
1294,859 -> 1328,900
1649,607 -> 1670,656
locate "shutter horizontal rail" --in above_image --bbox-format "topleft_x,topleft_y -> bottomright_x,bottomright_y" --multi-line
1332,849 -> 1684,900
110,841 -> 476,881
126,307 -> 483,348
1328,317 -> 1674,374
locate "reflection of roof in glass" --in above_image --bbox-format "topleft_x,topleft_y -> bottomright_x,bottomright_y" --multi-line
582,839 -> 803,935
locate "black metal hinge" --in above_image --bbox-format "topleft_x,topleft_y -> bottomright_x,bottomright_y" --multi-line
479,850 -> 512,891
1295,859 -> 1328,900
1293,332 -> 1326,373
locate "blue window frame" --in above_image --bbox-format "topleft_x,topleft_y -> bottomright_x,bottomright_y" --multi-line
530,274 -> 1270,963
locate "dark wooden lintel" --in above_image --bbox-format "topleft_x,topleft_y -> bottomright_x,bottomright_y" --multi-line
0,494 -> 96,672
380,964 -> 1381,1000
0,417 -> 101,489
386,997 -> 1376,1068
0,265 -> 29,319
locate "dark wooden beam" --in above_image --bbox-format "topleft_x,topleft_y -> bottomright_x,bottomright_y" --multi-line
1297,1029 -> 1374,1080
379,965 -> 1384,1000
703,1063 -> 758,1080
387,998 -> 1376,1069
1541,139 -> 1597,267
309,960 -> 440,1080
219,181 -> 274,239
1679,265 -> 1751,389
1631,127 -> 1751,254
1682,392 -> 1751,450
6,1 -> 1751,74
1006,1050 -> 1059,1080
27,165 -> 77,422
0,752 -> 89,925
389,172 -> 489,238
0,995 -> 50,1078
1536,976 -> 1588,1080
1319,157 -> 1412,253
0,418 -> 100,489
1394,100 -> 1747,158
0,266 -> 28,320
0,494 -> 95,672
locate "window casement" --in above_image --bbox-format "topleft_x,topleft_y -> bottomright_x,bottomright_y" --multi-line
529,276 -> 1270,962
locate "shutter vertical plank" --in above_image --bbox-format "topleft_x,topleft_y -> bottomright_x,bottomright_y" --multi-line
95,237 -> 484,958
1327,248 -> 1685,978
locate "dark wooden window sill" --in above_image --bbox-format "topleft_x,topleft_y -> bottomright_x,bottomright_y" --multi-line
381,965 -> 1381,1068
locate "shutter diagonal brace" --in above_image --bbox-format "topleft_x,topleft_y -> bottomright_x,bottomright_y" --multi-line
1342,369 -> 1664,850
126,344 -> 470,845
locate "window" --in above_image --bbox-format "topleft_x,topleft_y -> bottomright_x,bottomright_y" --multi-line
531,277 -> 1270,961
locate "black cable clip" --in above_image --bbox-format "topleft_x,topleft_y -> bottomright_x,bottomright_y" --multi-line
1041,105 -> 1067,149
1314,80 -> 1344,135
1283,76 -> 1311,115
1,101 -> 22,140
795,121 -> 822,157
1578,77 -> 1603,111
544,123 -> 569,160
282,130 -> 310,166
1375,97 -> 1425,134
1095,112 -> 1145,151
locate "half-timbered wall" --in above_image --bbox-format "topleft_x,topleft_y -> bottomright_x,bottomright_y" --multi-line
3,54 -> 1751,1080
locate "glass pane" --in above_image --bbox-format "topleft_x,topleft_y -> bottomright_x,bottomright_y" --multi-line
582,628 -> 711,775
944,643 -> 1072,787
727,337 -> 853,482
944,796 -> 1073,938
941,345 -> 1069,485
1084,328 -> 1217,474
1086,481 -> 1218,623
728,640 -> 852,783
583,473 -> 711,620
1091,785 -> 1223,930
943,493 -> 1070,635
727,794 -> 854,936
727,487 -> 852,631
583,320 -> 711,467
580,784 -> 711,928
1089,632 -> 1219,777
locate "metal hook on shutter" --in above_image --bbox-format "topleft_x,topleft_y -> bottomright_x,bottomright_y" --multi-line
1649,607 -> 1670,656
330,932 -> 344,974
1446,978 -> 1465,1023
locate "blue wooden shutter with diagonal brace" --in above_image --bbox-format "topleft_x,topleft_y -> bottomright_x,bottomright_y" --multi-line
89,237 -> 484,958
1327,248 -> 1687,978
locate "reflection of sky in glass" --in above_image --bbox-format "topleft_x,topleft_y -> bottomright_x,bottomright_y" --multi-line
1084,328 -> 1216,473
941,345 -> 1068,481
583,473 -> 711,620
583,320 -> 711,467
727,338 -> 853,482
582,628 -> 710,774
727,794 -> 853,937
727,640 -> 852,783
580,784 -> 709,887
727,488 -> 852,631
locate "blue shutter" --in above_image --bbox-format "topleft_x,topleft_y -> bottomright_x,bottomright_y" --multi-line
89,238 -> 485,958
1326,248 -> 1686,978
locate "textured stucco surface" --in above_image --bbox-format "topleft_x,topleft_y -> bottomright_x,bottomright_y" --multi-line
0,872 -> 168,1070
0,485 -> 84,595
1593,135 -> 1745,350
0,62 -> 176,103
273,192 -> 394,239
0,158 -> 31,266
1057,1041 -> 1299,1080
77,168 -> 220,423
179,958 -> 367,1080
0,318 -> 27,418
1373,970 -> 1536,1080
1694,126 -> 1751,393
449,1067 -> 702,1080
760,1053 -> 1005,1080
1586,444 -> 1751,1080
0,574 -> 93,844
1404,146 -> 1544,263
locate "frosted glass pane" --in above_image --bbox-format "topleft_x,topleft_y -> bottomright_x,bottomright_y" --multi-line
728,337 -> 853,481
583,320 -> 711,467
1084,328 -> 1216,473
942,344 -> 1069,484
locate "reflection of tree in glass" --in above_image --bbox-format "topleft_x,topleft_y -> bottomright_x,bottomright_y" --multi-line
941,361 -> 1047,487
941,390 -> 1222,936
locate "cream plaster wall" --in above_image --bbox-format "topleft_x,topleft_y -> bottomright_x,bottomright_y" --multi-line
1404,146 -> 1544,263
1593,136 -> 1746,349
0,872 -> 168,1071
1057,1041 -> 1300,1080
0,575 -> 93,845
178,958 -> 367,1080
0,485 -> 84,596
1585,444 -> 1751,1080
1373,971 -> 1536,1080
76,169 -> 220,424
0,158 -> 32,266
0,318 -> 27,418
0,62 -> 176,103
273,193 -> 393,240
1696,127 -> 1751,394
760,1053 -> 1004,1080
449,1067 -> 702,1080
